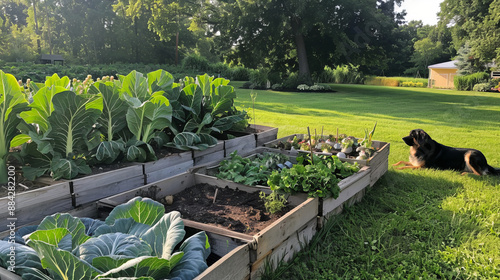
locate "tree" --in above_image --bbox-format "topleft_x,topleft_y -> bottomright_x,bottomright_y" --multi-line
405,38 -> 443,77
439,0 -> 499,64
455,42 -> 484,75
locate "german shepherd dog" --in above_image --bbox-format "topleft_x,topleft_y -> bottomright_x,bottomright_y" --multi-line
393,129 -> 500,175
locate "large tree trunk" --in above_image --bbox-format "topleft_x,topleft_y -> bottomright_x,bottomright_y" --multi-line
291,17 -> 310,78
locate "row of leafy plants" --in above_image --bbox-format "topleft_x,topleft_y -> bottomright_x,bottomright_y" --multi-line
0,196 -> 210,279
0,55 -> 253,83
0,69 -> 248,184
453,72 -> 490,91
216,151 -> 360,213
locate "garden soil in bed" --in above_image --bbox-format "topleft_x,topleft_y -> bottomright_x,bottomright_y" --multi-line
161,183 -> 292,235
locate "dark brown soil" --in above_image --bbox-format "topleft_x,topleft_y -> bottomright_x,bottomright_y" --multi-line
161,183 -> 291,235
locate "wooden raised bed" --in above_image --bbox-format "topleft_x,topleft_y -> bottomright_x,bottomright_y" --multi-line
264,134 -> 390,166
248,124 -> 279,147
97,172 -> 319,280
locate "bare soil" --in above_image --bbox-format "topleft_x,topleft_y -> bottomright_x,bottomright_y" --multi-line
161,183 -> 292,235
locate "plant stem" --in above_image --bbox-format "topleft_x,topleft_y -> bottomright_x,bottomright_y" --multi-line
307,126 -> 314,165
0,157 -> 7,185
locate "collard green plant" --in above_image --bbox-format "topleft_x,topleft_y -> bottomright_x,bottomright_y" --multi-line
0,70 -> 29,184
0,197 -> 210,280
166,74 -> 248,150
118,70 -> 173,162
21,89 -> 101,180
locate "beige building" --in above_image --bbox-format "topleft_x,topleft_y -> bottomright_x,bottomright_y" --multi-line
428,60 -> 458,88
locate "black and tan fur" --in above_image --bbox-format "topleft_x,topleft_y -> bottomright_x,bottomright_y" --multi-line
393,129 -> 499,176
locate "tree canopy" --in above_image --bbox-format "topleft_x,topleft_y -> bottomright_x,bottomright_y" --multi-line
2,0 -> 497,77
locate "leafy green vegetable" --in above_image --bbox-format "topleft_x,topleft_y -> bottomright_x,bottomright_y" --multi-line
217,151 -> 290,185
0,70 -> 29,184
166,74 -> 248,150
268,154 -> 360,198
0,197 -> 210,280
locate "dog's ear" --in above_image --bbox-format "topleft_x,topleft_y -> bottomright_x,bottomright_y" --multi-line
415,130 -> 429,146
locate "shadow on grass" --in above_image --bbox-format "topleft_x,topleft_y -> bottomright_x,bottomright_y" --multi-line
238,86 -> 500,129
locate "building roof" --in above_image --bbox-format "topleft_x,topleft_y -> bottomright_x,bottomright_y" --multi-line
428,60 -> 458,69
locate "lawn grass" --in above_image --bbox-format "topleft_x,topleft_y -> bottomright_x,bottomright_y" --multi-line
231,83 -> 500,279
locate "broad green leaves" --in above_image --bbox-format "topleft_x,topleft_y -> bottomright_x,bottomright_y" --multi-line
0,70 -> 29,184
0,197 -> 210,280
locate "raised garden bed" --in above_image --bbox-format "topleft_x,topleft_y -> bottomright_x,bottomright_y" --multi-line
97,172 -> 319,279
1,125 -> 279,230
264,134 -> 390,166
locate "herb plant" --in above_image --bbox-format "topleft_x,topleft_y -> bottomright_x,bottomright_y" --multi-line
0,197 -> 210,280
259,191 -> 288,214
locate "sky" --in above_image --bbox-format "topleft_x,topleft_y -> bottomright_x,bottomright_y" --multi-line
395,0 -> 445,26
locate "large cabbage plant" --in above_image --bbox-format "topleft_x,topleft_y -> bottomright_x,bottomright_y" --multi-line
0,197 -> 210,280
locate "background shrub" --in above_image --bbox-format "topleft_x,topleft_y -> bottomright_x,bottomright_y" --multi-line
249,68 -> 270,89
320,64 -> 364,84
230,66 -> 251,81
181,54 -> 210,71
473,83 -> 491,92
454,72 -> 489,91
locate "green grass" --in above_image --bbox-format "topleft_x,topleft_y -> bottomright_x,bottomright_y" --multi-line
232,83 -> 500,279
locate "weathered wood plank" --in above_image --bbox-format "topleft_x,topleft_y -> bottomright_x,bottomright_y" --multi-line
252,197 -> 319,261
321,166 -> 371,216
195,244 -> 250,280
249,124 -> 279,147
370,158 -> 389,187
100,173 -> 196,205
144,152 -> 192,173
72,165 -> 145,206
0,267 -> 22,280
250,217 -> 317,279
225,134 -> 257,156
193,141 -> 225,166
0,182 -> 72,229
146,160 -> 193,184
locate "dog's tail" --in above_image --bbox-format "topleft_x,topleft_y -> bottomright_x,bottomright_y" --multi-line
487,165 -> 500,176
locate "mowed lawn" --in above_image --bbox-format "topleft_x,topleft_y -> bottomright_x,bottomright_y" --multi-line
232,83 -> 500,279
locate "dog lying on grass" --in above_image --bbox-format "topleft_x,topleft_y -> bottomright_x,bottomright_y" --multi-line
393,129 -> 500,176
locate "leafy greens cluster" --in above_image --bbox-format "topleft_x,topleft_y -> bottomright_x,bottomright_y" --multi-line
0,197 -> 210,280
0,69 -> 247,181
216,151 -> 290,186
268,154 -> 360,198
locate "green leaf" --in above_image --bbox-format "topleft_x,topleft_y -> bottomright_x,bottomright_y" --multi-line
48,91 -> 101,157
168,232 -> 211,280
50,157 -> 91,180
95,256 -> 182,279
75,233 -> 153,264
95,81 -> 129,141
0,70 -> 29,184
147,69 -> 175,93
28,240 -> 100,280
37,213 -> 90,249
0,240 -> 46,278
29,228 -> 73,251
126,100 -> 172,144
105,197 -> 165,227
120,71 -> 149,101
10,133 -> 31,147
141,211 -> 186,259
96,140 -> 126,164
93,218 -> 151,238
19,85 -> 67,133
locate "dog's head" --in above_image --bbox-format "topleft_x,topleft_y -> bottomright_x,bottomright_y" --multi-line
402,129 -> 431,147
